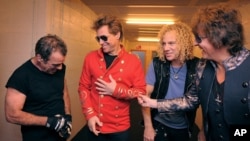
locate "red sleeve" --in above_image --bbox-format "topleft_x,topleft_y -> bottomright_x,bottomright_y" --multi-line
78,56 -> 97,120
113,55 -> 146,99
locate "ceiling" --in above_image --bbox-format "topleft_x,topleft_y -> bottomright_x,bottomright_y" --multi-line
81,0 -> 248,42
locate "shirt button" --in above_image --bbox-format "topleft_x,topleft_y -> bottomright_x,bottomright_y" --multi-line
242,82 -> 249,88
99,113 -> 103,117
218,124 -> 223,128
216,109 -> 220,113
115,115 -> 118,118
244,113 -> 249,118
219,135 -> 224,139
198,87 -> 202,91
241,98 -> 247,103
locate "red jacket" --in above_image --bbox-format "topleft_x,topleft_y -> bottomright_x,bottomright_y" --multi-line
78,46 -> 146,133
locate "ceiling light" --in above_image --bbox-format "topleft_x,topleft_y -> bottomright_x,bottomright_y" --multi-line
126,19 -> 174,25
137,37 -> 159,42
127,5 -> 175,8
127,21 -> 174,25
138,31 -> 159,33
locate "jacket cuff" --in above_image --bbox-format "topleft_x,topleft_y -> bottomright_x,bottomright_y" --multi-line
84,107 -> 97,120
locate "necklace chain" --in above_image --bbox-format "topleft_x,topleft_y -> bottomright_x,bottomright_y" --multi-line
171,65 -> 183,80
214,79 -> 223,104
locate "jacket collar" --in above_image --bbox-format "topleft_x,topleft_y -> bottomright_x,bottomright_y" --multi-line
97,44 -> 125,58
209,47 -> 250,71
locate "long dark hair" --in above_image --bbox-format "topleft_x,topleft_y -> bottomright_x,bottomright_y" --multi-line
191,3 -> 244,56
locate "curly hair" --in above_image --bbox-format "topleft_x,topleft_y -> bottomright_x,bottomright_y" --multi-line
92,15 -> 123,41
157,22 -> 194,63
191,3 -> 244,55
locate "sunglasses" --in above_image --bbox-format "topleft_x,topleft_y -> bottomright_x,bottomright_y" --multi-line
195,34 -> 207,44
95,35 -> 108,42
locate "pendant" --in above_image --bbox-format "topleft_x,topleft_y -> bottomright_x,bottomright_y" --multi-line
173,73 -> 178,79
215,95 -> 221,103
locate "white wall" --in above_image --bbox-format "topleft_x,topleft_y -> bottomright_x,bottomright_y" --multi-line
0,0 -> 99,140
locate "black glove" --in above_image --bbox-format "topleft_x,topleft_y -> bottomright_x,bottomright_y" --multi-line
46,114 -> 66,132
58,114 -> 72,138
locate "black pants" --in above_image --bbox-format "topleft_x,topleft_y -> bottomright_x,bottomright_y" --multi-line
87,128 -> 129,141
154,121 -> 190,141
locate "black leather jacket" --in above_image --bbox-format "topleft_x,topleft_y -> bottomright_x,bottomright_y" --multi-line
157,48 -> 250,140
150,56 -> 200,133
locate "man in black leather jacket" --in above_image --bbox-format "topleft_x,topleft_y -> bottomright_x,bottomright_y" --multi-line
140,22 -> 200,141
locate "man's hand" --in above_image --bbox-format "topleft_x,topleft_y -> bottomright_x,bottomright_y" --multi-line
58,114 -> 72,138
95,75 -> 116,95
46,114 -> 72,138
198,127 -> 206,141
46,114 -> 66,131
88,116 -> 103,136
144,126 -> 156,141
137,94 -> 157,108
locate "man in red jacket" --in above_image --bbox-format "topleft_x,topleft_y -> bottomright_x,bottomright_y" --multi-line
78,15 -> 146,141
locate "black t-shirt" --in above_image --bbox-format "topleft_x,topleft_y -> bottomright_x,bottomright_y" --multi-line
6,59 -> 66,141
104,53 -> 117,68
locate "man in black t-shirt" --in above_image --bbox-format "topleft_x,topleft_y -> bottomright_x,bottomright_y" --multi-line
5,34 -> 72,141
